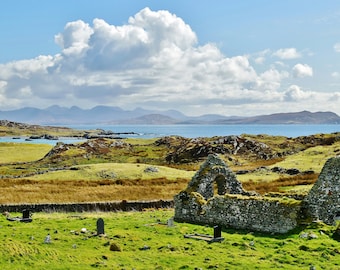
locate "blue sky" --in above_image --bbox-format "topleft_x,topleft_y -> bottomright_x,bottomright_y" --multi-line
1,0 -> 340,116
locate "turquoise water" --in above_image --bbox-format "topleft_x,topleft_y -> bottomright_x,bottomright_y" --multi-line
68,124 -> 340,138
1,124 -> 339,145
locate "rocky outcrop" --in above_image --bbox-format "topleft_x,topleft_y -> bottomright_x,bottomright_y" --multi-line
156,135 -> 275,163
43,138 -> 132,162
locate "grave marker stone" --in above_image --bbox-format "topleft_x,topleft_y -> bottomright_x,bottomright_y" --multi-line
214,225 -> 221,239
22,209 -> 30,219
97,218 -> 105,235
167,217 -> 174,227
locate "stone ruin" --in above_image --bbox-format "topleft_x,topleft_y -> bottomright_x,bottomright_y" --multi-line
174,154 -> 340,234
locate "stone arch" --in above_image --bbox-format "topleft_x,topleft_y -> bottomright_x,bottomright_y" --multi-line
186,154 -> 245,200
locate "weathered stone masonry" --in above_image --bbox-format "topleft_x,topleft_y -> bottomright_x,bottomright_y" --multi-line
174,154 -> 340,233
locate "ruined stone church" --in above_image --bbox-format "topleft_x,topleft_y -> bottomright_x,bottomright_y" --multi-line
174,154 -> 340,233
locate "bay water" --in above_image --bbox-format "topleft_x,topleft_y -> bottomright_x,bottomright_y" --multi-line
0,124 -> 339,145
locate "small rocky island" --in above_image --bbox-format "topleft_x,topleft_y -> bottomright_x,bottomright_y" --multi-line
0,120 -> 137,140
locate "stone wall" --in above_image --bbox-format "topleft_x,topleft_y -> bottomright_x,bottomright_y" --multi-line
174,192 -> 301,234
174,154 -> 340,234
303,156 -> 340,224
0,200 -> 173,213
185,154 -> 248,199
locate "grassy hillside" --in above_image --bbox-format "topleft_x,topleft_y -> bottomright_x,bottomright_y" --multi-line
0,210 -> 339,269
0,128 -> 339,203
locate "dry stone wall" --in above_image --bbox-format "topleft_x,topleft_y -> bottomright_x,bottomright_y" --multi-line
186,154 -> 246,199
303,157 -> 340,224
0,200 -> 173,213
174,192 -> 301,233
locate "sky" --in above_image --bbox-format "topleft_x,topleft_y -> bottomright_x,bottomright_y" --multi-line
1,1 -> 340,117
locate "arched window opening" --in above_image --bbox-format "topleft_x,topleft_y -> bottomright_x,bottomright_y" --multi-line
214,175 -> 227,196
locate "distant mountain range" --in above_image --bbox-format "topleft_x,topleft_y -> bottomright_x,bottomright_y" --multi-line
0,106 -> 339,125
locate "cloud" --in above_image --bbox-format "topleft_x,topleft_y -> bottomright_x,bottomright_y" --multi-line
292,63 -> 313,78
255,69 -> 289,92
334,43 -> 340,53
273,48 -> 301,59
283,85 -> 312,101
0,8 -> 338,116
55,20 -> 94,56
252,49 -> 271,64
331,71 -> 340,79
331,71 -> 340,78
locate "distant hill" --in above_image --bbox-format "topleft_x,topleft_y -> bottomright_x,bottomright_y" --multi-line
215,111 -> 340,125
0,106 -> 189,125
119,114 -> 178,125
0,106 -> 339,125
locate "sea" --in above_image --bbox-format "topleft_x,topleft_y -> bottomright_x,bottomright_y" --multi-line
1,124 -> 339,145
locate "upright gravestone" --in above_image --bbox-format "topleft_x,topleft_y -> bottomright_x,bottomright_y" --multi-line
214,225 -> 221,239
22,209 -> 30,219
97,218 -> 105,235
167,217 -> 174,227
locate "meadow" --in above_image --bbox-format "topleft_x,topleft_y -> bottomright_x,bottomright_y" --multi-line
0,135 -> 339,203
1,125 -> 340,269
1,210 -> 340,270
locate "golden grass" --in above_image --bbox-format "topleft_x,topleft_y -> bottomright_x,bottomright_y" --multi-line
0,177 -> 189,204
0,162 -> 195,204
243,173 -> 318,194
0,143 -> 52,163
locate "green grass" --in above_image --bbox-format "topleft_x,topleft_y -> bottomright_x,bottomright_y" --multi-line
0,143 -> 52,163
238,141 -> 340,183
0,210 -> 339,269
269,142 -> 340,172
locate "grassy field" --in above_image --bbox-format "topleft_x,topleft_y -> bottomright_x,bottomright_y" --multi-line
0,162 -> 194,203
0,138 -> 339,203
0,142 -> 52,163
0,127 -> 340,269
27,163 -> 195,181
1,210 -> 339,270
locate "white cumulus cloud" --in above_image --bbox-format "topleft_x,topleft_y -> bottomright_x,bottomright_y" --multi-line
55,20 -> 94,56
283,85 -> 312,101
273,48 -> 301,59
0,7 -> 338,116
292,63 -> 313,78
